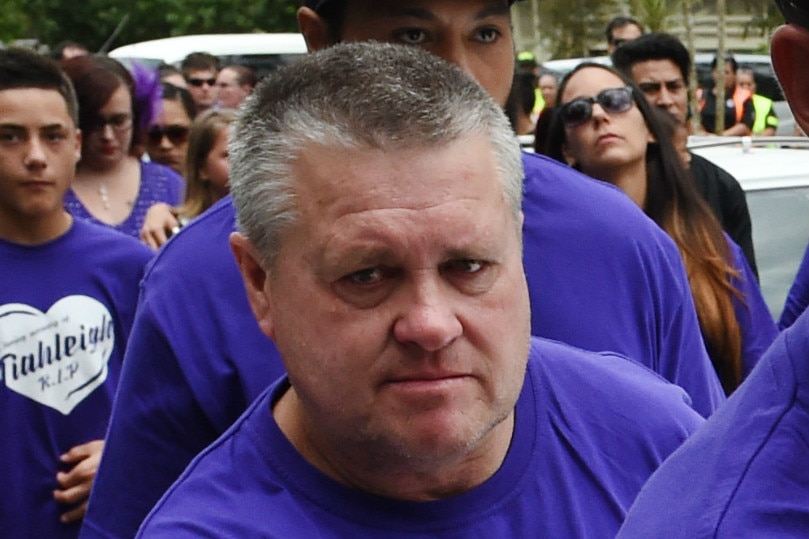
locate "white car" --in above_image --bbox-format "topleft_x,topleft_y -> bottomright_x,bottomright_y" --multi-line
690,136 -> 809,318
109,33 -> 308,79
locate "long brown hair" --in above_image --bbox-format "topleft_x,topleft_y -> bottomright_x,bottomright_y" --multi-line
544,63 -> 744,393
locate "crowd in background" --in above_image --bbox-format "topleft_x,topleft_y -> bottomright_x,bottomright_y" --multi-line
4,1 -> 809,536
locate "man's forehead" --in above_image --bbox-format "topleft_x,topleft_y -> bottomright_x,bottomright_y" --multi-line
0,87 -> 72,120
631,58 -> 684,79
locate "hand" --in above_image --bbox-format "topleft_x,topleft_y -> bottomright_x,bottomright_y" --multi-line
140,203 -> 180,250
53,439 -> 104,524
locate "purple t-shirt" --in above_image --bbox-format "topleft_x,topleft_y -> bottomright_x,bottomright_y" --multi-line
81,153 -> 722,539
0,220 -> 152,539
617,309 -> 809,538
136,338 -> 703,538
726,236 -> 778,379
63,161 -> 184,238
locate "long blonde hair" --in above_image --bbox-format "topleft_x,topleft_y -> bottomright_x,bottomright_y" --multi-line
176,108 -> 237,220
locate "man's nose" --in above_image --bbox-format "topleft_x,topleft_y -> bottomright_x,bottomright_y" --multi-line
393,277 -> 463,352
24,137 -> 47,169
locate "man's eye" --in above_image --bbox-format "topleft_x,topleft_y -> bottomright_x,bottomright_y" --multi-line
476,27 -> 501,43
446,259 -> 485,274
0,132 -> 21,143
344,267 -> 384,285
395,28 -> 428,45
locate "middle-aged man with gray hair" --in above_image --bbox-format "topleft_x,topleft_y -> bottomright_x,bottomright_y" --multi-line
136,41 -> 702,538
617,1 -> 809,536
82,2 -> 722,537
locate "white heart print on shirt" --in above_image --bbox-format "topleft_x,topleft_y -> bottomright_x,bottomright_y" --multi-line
0,295 -> 114,415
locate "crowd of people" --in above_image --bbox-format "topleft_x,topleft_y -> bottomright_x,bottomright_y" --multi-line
2,0 -> 809,537
521,15 -> 786,145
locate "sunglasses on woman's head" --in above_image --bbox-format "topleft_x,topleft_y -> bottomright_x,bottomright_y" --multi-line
776,0 -> 809,32
147,125 -> 190,145
558,86 -> 634,128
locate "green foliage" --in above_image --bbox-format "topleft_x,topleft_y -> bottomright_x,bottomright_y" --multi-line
0,0 -> 300,52
538,0 -> 624,57
630,0 -> 682,32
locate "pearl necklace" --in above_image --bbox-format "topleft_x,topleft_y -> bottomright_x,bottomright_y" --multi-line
98,182 -> 110,210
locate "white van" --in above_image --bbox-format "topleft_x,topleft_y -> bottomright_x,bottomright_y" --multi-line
109,33 -> 308,79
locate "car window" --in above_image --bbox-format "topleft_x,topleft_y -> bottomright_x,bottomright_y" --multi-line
747,186 -> 809,318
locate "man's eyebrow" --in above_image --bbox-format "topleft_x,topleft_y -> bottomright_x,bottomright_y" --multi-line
0,122 -> 69,131
41,123 -> 70,131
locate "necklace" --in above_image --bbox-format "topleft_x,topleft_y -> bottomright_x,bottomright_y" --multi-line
99,182 -> 110,210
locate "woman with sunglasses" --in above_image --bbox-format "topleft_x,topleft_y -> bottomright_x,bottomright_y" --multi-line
60,56 -> 185,240
140,108 -> 236,249
145,83 -> 196,175
542,63 -> 777,395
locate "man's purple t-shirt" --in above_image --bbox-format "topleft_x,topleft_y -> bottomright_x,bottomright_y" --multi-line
137,338 -> 704,538
617,309 -> 809,538
726,236 -> 778,378
0,220 -> 152,539
81,153 -> 722,539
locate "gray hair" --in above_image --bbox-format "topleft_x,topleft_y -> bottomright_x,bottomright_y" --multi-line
230,42 -> 524,268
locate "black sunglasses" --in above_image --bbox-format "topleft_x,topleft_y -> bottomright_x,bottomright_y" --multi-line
776,0 -> 809,31
147,125 -> 190,145
558,86 -> 635,127
187,77 -> 216,87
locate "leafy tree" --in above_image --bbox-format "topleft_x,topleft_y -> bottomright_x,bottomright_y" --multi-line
538,0 -> 624,58
629,0 -> 682,32
0,0 -> 300,52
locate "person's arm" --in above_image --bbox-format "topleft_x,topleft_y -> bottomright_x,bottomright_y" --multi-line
53,440 -> 104,524
723,98 -> 755,136
79,304 -> 224,539
762,102 -> 779,136
722,123 -> 752,136
139,203 -> 179,250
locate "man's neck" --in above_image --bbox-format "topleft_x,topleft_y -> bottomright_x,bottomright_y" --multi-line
273,385 -> 515,501
0,211 -> 73,246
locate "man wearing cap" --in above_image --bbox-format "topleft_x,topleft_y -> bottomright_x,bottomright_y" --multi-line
81,1 -> 721,537
616,4 -> 809,535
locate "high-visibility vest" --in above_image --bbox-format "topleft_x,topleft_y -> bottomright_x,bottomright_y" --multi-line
750,94 -> 778,134
698,86 -> 752,125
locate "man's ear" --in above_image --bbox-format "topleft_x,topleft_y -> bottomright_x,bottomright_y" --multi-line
772,24 -> 809,135
74,129 -> 82,165
297,7 -> 334,52
230,232 -> 276,339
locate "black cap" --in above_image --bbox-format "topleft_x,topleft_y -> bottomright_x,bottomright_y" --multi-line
303,0 -> 523,12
